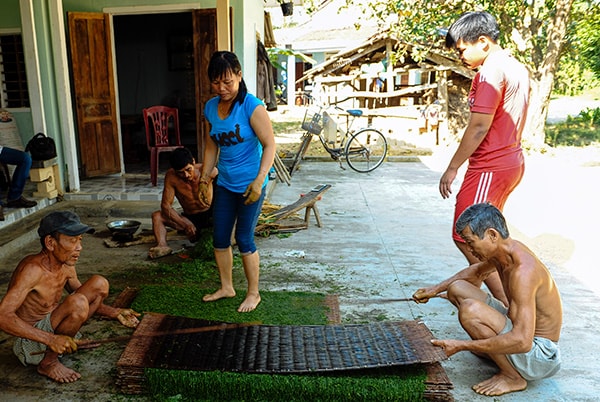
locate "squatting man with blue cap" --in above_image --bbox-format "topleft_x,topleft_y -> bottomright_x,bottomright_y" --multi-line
413,203 -> 562,396
0,211 -> 140,383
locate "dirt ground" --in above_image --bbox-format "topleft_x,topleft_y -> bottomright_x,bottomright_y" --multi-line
1,144 -> 600,401
0,202 -> 170,401
0,94 -> 598,400
0,199 -> 337,401
0,200 -> 203,293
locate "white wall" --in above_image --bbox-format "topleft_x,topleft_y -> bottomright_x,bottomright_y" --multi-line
235,0 -> 263,95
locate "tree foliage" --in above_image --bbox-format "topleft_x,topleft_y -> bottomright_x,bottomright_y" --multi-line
344,0 -> 572,77
571,1 -> 600,77
341,0 -> 577,146
267,47 -> 316,70
554,0 -> 600,95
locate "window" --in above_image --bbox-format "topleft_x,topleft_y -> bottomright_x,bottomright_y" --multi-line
0,34 -> 29,108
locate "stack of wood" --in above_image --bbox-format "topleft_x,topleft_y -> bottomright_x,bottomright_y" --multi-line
256,201 -> 306,236
256,184 -> 331,236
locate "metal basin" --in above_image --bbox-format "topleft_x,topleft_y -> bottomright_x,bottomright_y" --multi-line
106,220 -> 141,238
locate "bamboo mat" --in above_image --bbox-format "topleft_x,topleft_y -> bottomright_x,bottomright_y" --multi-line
116,312 -> 450,396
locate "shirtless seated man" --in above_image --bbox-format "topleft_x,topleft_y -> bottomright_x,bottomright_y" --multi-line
0,211 -> 140,383
413,203 -> 562,397
148,147 -> 218,259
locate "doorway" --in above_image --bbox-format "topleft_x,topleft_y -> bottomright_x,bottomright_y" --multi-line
113,12 -> 197,174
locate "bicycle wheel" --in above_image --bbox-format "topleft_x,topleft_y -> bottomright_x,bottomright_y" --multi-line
345,128 -> 387,172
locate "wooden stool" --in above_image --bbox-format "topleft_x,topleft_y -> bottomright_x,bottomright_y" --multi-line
265,184 -> 331,228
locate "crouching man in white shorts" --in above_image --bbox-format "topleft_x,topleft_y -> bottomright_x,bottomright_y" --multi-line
413,203 -> 562,396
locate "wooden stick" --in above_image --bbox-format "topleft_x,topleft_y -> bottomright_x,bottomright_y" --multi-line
273,153 -> 291,185
342,295 -> 441,304
31,321 -> 260,355
342,297 -> 416,304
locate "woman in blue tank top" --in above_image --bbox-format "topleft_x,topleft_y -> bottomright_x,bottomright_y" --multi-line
199,51 -> 276,313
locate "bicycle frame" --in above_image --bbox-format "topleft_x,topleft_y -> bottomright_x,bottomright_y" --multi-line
289,101 -> 388,175
307,105 -> 363,162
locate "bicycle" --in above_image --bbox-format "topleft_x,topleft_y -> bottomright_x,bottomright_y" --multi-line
288,102 -> 388,174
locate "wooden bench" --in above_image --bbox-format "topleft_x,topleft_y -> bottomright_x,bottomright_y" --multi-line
260,184 -> 331,231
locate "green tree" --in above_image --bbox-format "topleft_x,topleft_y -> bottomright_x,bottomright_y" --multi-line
346,0 -> 576,147
563,1 -> 600,83
550,1 -> 600,95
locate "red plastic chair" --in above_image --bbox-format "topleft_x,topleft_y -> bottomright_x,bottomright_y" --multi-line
143,106 -> 184,186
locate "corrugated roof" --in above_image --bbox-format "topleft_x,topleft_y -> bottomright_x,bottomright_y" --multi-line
297,30 -> 474,83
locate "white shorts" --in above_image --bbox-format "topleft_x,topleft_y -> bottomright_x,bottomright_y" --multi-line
500,310 -> 561,380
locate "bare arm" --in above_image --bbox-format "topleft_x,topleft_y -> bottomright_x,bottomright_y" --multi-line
435,266 -> 538,357
244,104 -> 276,205
199,120 -> 219,208
0,264 -> 76,353
64,267 -> 82,294
159,171 -> 189,229
439,112 -> 494,199
413,261 -> 495,303
251,104 -> 276,180
95,304 -> 140,328
200,120 -> 219,181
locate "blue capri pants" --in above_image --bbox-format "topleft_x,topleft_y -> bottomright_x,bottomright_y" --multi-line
212,184 -> 265,254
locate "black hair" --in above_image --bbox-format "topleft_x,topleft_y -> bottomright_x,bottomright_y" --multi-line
455,203 -> 510,239
169,147 -> 194,171
445,11 -> 500,49
207,51 -> 248,113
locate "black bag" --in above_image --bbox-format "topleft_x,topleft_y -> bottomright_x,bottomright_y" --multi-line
25,132 -> 57,161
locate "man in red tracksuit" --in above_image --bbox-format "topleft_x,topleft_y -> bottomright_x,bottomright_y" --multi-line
439,11 -> 530,307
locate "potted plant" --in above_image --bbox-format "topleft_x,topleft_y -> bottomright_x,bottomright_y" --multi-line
278,0 -> 294,16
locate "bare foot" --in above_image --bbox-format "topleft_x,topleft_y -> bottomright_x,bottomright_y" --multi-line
472,373 -> 527,396
238,292 -> 261,313
148,246 -> 172,259
37,360 -> 81,383
203,288 -> 236,302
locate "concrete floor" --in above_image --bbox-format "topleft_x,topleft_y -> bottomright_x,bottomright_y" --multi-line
261,150 -> 600,402
0,147 -> 599,401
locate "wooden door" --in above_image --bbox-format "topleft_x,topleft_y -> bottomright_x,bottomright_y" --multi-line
193,9 -> 218,162
68,12 -> 120,177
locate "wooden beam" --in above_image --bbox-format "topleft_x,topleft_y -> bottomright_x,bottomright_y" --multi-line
216,0 -> 230,51
297,38 -> 388,83
315,66 -> 439,86
322,83 -> 438,100
437,69 -> 449,119
425,52 -> 474,78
